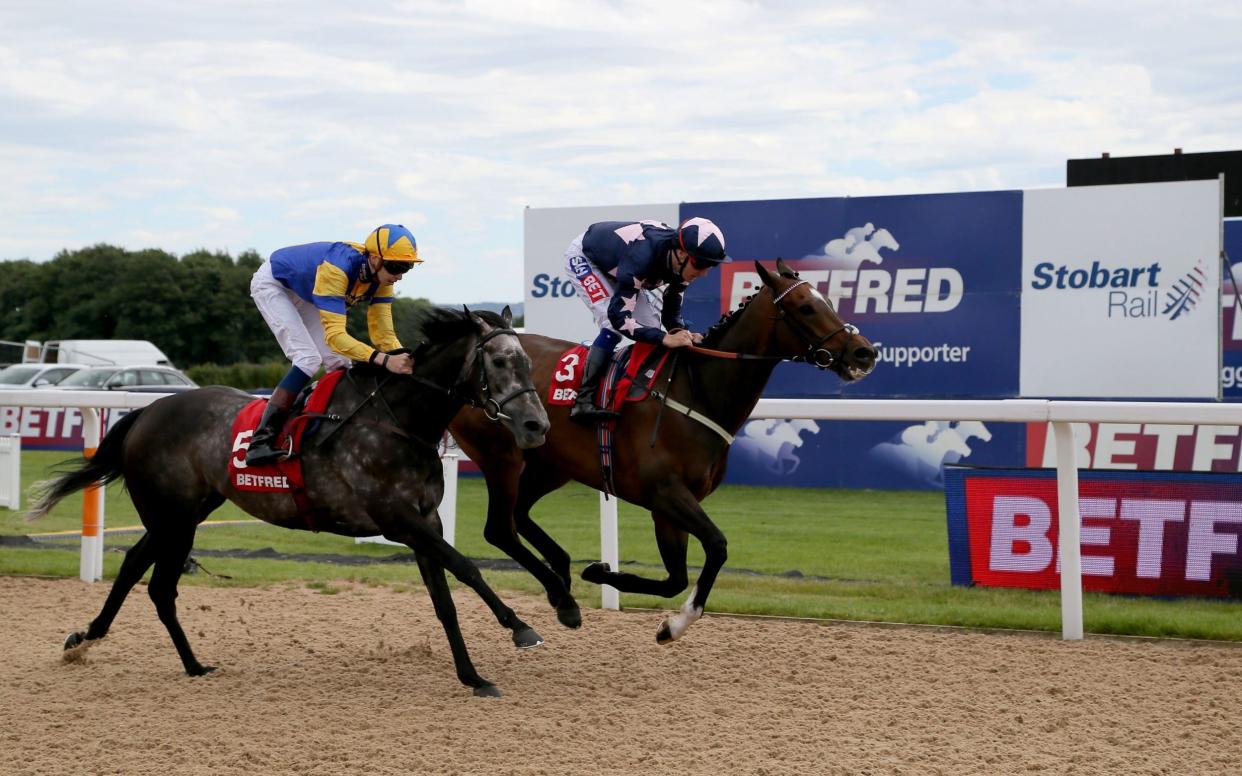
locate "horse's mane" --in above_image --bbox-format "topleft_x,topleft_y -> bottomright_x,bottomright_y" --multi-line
347,306 -> 505,378
406,306 -> 506,346
700,292 -> 759,348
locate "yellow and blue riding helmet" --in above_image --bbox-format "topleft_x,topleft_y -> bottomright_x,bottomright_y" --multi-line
364,224 -> 421,273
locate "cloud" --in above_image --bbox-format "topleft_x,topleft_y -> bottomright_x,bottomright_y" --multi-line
0,1 -> 1239,302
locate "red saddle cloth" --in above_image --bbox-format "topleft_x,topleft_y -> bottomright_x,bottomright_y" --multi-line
226,369 -> 347,529
547,342 -> 671,411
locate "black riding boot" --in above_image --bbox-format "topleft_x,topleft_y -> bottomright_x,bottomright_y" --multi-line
244,387 -> 298,466
570,345 -> 620,424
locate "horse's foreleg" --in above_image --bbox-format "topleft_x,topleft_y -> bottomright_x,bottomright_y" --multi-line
652,493 -> 727,645
147,526 -> 215,676
413,552 -> 500,698
587,486 -> 727,644
410,519 -> 544,650
481,465 -> 580,628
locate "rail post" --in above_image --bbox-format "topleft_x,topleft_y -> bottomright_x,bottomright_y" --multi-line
1052,420 -> 1084,640
79,408 -> 105,583
599,492 -> 620,610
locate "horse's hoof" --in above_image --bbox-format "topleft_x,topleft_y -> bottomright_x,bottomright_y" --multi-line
556,603 -> 582,629
186,664 -> 218,677
581,561 -> 611,584
513,627 -> 544,649
656,621 -> 674,644
473,684 -> 503,698
63,631 -> 87,651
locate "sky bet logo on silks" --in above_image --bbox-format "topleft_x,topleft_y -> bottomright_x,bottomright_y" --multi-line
1029,259 -> 1207,320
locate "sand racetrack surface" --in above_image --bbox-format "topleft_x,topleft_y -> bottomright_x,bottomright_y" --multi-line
2,576 -> 1240,775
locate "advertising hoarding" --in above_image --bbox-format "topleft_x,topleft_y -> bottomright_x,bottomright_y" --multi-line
945,466 -> 1242,599
1020,180 -> 1221,398
0,406 -> 130,451
682,191 -> 1022,399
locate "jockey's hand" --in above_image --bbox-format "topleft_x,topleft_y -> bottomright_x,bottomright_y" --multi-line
690,331 -> 704,345
385,352 -> 415,374
662,329 -> 694,348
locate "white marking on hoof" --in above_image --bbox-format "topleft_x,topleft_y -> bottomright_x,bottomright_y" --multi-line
662,586 -> 702,642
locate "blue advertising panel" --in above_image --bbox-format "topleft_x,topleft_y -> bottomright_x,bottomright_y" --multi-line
727,418 -> 1026,490
1222,219 -> 1242,399
673,192 -> 1025,490
681,191 -> 1022,398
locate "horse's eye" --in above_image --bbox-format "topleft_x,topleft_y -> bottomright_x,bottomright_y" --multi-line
799,304 -> 814,316
491,357 -> 508,369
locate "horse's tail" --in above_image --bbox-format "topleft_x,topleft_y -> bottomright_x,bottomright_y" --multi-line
25,408 -> 144,521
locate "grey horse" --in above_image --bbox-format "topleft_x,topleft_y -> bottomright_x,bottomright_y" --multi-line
29,307 -> 549,697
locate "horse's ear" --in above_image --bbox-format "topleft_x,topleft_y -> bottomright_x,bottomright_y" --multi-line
463,304 -> 488,334
775,257 -> 798,279
755,260 -> 777,288
501,305 -> 513,328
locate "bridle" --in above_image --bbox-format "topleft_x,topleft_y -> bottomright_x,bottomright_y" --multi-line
463,327 -> 538,421
768,279 -> 861,370
410,326 -> 536,422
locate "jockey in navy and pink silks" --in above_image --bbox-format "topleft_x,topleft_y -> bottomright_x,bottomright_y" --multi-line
563,217 -> 731,423
245,224 -> 421,465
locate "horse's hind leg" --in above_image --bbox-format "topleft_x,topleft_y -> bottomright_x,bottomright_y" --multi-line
414,553 -> 499,698
581,516 -> 691,598
64,533 -> 159,650
147,524 -> 214,676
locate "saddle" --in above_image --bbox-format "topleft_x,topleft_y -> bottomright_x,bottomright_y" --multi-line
226,369 -> 348,531
549,343 -> 676,496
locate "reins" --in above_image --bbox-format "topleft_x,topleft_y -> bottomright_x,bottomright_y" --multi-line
688,280 -> 859,370
647,276 -> 864,444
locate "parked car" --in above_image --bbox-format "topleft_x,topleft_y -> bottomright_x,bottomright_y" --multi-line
0,362 -> 88,389
55,365 -> 198,393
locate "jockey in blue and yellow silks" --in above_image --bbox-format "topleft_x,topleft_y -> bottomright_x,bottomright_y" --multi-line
245,224 -> 422,465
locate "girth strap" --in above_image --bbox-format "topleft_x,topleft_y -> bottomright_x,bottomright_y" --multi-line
648,389 -> 735,445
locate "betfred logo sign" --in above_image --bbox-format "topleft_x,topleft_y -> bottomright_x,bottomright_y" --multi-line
0,406 -> 129,450
1026,422 -> 1242,472
945,468 -> 1242,598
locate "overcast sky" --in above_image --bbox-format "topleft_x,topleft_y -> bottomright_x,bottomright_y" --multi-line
2,1 -> 1238,304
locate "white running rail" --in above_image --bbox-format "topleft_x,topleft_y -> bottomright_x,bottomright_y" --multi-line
3,390 -> 1239,640
594,398 -> 1242,642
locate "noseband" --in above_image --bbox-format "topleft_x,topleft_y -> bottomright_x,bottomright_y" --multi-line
770,280 -> 861,370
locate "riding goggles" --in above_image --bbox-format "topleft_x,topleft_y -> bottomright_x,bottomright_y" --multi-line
382,260 -> 414,276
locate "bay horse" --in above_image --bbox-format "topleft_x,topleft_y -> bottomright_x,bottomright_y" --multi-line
450,259 -> 877,642
29,307 -> 549,697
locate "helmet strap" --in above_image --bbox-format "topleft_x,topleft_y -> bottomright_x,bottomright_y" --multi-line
670,248 -> 690,279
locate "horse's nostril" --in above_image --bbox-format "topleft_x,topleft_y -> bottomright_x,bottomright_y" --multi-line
855,347 -> 876,364
524,420 -> 545,433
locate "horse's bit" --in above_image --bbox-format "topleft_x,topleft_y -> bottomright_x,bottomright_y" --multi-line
770,280 -> 860,370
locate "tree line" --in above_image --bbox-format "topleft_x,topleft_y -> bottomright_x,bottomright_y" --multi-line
0,244 -> 440,368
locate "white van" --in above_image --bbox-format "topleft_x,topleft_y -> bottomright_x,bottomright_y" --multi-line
40,340 -> 173,367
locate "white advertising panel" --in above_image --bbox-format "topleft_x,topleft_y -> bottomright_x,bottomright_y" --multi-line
524,203 -> 678,342
1021,179 -> 1222,398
